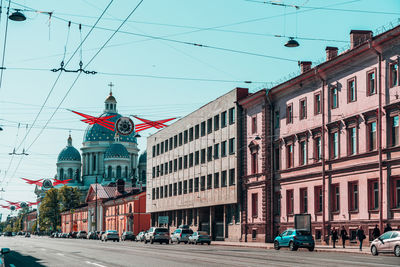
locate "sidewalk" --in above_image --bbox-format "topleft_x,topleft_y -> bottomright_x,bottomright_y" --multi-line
211,241 -> 370,255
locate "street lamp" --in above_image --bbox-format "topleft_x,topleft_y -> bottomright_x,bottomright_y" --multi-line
284,37 -> 300,48
8,10 -> 26,22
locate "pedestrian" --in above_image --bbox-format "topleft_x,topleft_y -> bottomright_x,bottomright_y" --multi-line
331,227 -> 338,248
356,225 -> 366,251
384,223 -> 392,233
340,226 -> 348,248
372,224 -> 380,239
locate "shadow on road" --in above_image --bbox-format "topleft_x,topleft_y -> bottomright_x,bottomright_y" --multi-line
5,251 -> 46,267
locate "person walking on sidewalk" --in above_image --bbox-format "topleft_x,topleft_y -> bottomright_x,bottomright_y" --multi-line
340,226 -> 348,248
384,223 -> 392,233
356,225 -> 366,251
331,227 -> 338,248
372,224 -> 380,239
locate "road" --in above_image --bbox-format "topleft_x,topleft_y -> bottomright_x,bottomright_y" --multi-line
0,236 -> 399,267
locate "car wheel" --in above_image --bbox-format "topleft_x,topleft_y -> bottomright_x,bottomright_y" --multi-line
201,242 -> 204,245
308,246 -> 314,252
185,241 -> 188,244
207,242 -> 211,245
178,240 -> 181,244
150,239 -> 154,244
274,241 -> 280,250
371,245 -> 378,256
289,241 -> 297,251
145,239 -> 148,244
105,239 -> 107,242
117,240 -> 119,242
394,245 -> 400,257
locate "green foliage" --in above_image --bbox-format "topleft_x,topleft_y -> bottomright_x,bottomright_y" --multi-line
58,186 -> 82,211
4,224 -> 12,232
31,220 -> 37,232
39,188 -> 61,231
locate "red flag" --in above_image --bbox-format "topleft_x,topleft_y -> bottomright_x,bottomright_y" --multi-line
71,110 -> 116,131
53,179 -> 72,186
21,178 -> 43,186
134,117 -> 175,132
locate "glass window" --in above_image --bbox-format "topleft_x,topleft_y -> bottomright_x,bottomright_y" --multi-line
221,141 -> 227,157
201,121 -> 206,136
368,71 -> 376,95
369,122 -> 377,151
214,173 -> 219,188
229,108 -> 235,124
331,87 -> 338,109
214,144 -> 219,159
299,140 -> 306,165
221,111 -> 227,128
207,118 -> 212,134
287,104 -> 293,124
221,170 -> 227,187
391,116 -> 399,146
349,127 -> 357,155
287,144 -> 293,168
300,99 -> 307,120
229,138 -> 235,154
315,93 -> 321,114
390,63 -> 398,87
195,125 -> 200,139
214,115 -> 220,131
184,130 -> 188,144
229,168 -> 235,186
348,79 -> 356,102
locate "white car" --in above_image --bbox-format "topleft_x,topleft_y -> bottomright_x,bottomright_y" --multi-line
145,227 -> 170,244
0,248 -> 10,267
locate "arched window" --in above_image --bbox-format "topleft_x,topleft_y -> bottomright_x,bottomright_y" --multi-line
108,166 -> 112,178
125,166 -> 128,178
59,168 -> 64,180
129,204 -> 132,213
76,169 -> 80,180
68,168 -> 73,179
116,166 -> 122,178
93,155 -> 96,172
106,104 -> 109,110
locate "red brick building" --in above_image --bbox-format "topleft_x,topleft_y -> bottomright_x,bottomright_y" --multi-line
22,210 -> 37,232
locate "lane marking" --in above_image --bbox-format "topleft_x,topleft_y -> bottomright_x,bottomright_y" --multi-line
86,261 -> 107,267
56,253 -> 64,256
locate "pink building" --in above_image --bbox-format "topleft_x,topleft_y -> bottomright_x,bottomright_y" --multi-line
270,26 -> 400,244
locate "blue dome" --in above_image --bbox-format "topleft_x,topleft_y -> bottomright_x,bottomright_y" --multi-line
139,151 -> 147,163
104,143 -> 130,159
84,112 -> 137,143
58,146 -> 81,162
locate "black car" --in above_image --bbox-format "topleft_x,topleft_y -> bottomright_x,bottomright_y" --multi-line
121,231 -> 135,241
4,232 -> 12,237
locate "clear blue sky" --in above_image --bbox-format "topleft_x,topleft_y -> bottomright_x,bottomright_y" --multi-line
0,0 -> 399,219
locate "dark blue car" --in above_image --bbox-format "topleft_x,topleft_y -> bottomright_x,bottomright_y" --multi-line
274,229 -> 315,251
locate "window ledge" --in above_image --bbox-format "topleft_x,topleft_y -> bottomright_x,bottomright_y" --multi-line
349,210 -> 359,214
368,209 -> 379,213
390,207 -> 400,211
315,212 -> 322,215
331,211 -> 340,215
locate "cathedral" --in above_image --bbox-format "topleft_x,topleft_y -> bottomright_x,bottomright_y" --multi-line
54,92 -> 146,196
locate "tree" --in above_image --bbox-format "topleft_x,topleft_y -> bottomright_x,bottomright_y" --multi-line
39,188 -> 60,231
58,186 -> 82,211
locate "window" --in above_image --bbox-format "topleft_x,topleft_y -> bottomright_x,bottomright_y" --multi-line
368,121 -> 377,151
229,168 -> 235,185
367,70 -> 376,95
173,183 -> 177,196
169,161 -> 172,173
156,166 -> 159,177
189,153 -> 194,167
286,190 -> 294,215
201,121 -> 206,136
194,177 -> 199,192
207,146 -> 213,161
391,178 -> 400,208
229,107 -> 235,124
252,193 -> 258,218
221,111 -> 227,128
300,188 -> 308,213
195,151 -> 199,165
229,138 -> 235,154
200,176 -> 205,191
165,185 -> 168,197
174,159 -> 177,172
299,98 -> 307,120
152,188 -> 155,200
189,179 -> 193,193
390,62 -> 398,88
348,78 -> 357,102
274,146 -> 280,170
221,141 -> 227,157
348,182 -> 359,211
184,155 -> 188,169
169,184 -> 172,197
313,136 -> 321,162
152,167 -> 155,178
165,140 -> 168,152
286,144 -> 294,168
161,142 -> 164,154
174,135 -> 178,148
314,92 -> 321,115
152,146 -> 156,157
157,144 -> 160,156
221,170 -> 227,187
169,137 -> 173,150
330,86 -> 338,109
179,157 -> 183,170
178,181 -> 182,195
251,152 -> 258,174
195,125 -> 200,139
330,131 -> 339,159
184,130 -> 188,144
251,116 -> 257,134
201,149 -> 206,164
274,111 -> 280,129
368,179 -> 379,210
315,186 -> 323,213
214,173 -> 219,188
286,103 -> 293,124
189,127 -> 194,141
214,115 -> 219,131
160,164 -> 163,176
209,143 -> 217,159
331,184 -> 340,212
390,115 -> 399,147
164,163 -> 168,174
179,133 -> 183,146
348,127 -> 357,155
183,180 -> 188,194
207,118 -> 212,134
207,174 -> 212,189
299,140 -> 307,165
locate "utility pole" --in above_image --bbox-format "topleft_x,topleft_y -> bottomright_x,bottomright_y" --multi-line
95,176 -> 98,232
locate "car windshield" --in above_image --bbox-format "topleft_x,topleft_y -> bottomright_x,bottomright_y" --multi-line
296,230 -> 311,236
125,232 -> 133,234
198,231 -> 208,236
155,228 -> 168,233
107,230 -> 117,233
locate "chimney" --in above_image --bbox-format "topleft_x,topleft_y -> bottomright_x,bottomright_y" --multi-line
298,61 -> 312,74
326,46 -> 338,61
350,30 -> 372,49
116,179 -> 125,194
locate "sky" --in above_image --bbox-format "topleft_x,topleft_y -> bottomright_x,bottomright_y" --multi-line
0,0 -> 399,219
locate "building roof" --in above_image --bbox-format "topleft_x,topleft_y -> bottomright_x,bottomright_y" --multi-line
104,143 -> 130,159
85,183 -> 138,202
58,135 -> 81,162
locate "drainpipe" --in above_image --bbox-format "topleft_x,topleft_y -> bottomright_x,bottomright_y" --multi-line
370,40 -> 383,232
266,90 -> 274,242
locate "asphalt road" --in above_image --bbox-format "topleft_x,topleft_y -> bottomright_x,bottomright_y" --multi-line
0,236 -> 399,267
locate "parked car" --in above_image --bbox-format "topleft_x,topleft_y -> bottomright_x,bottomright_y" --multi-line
121,231 -> 135,241
4,232 -> 12,237
145,227 -> 169,244
188,231 -> 211,245
136,231 -> 146,242
370,230 -> 400,257
25,232 -> 31,238
171,228 -> 193,244
69,232 -> 78,238
97,231 -> 105,240
77,231 -> 87,239
101,230 -> 119,242
274,229 -> 315,251
87,231 -> 98,240
0,248 -> 10,267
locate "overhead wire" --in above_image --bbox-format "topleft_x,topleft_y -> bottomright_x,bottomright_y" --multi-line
0,0 -> 11,89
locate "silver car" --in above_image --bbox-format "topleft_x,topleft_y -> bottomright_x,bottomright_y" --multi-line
101,230 -> 119,242
188,231 -> 211,245
136,231 -> 146,242
370,230 -> 400,257
170,228 -> 193,244
145,227 -> 170,244
0,248 -> 10,267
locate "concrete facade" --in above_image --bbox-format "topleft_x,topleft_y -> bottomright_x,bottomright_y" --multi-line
146,88 -> 249,241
